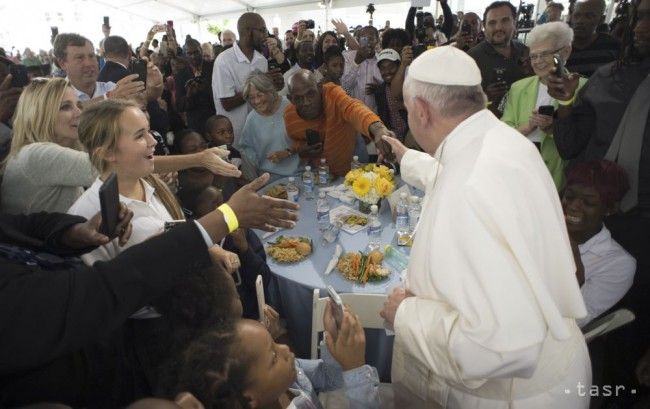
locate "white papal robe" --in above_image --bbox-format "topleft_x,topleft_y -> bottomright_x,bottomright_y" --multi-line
392,109 -> 591,408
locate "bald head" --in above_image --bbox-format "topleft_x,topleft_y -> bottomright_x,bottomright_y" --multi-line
288,69 -> 318,91
288,69 -> 323,120
238,12 -> 264,35
575,0 -> 606,15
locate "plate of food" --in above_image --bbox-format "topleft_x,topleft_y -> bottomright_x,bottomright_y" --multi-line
337,250 -> 391,284
265,184 -> 288,199
267,236 -> 313,263
329,205 -> 369,234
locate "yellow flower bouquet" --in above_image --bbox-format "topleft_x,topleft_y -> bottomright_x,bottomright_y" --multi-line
344,164 -> 395,212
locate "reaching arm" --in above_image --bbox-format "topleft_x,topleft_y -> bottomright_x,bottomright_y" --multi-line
406,7 -> 417,40
440,0 -> 454,38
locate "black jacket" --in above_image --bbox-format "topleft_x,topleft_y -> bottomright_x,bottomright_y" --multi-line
97,60 -> 128,83
0,213 -> 212,407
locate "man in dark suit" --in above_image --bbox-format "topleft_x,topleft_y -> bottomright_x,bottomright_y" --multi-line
98,35 -> 130,83
0,174 -> 298,407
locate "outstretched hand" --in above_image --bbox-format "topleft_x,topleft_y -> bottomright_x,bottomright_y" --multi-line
62,203 -> 134,249
227,173 -> 299,232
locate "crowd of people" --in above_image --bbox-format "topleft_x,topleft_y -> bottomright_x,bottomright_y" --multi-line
0,0 -> 648,407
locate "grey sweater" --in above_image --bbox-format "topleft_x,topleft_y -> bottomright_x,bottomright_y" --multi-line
1,142 -> 97,214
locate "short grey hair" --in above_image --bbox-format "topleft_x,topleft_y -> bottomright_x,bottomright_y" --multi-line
526,21 -> 574,49
242,70 -> 278,101
403,76 -> 487,117
287,69 -> 318,93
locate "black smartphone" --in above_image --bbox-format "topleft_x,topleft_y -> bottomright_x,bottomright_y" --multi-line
10,65 -> 29,88
103,16 -> 110,27
128,59 -> 147,86
167,20 -> 174,29
268,59 -> 280,71
327,285 -> 344,329
51,26 -> 59,37
538,105 -> 555,116
306,129 -> 320,146
99,173 -> 120,237
553,55 -> 565,77
461,22 -> 472,35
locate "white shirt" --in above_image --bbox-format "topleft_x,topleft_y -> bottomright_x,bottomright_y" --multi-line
528,82 -> 554,143
341,50 -> 383,113
212,42 -> 268,143
70,80 -> 116,101
577,225 -> 636,328
393,109 -> 590,408
68,177 -> 175,319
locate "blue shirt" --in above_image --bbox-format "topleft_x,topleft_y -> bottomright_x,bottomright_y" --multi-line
237,97 -> 302,181
288,347 -> 380,409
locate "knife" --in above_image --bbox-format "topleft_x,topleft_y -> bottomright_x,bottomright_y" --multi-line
324,244 -> 342,275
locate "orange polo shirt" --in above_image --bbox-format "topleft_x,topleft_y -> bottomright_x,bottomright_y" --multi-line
284,83 -> 381,176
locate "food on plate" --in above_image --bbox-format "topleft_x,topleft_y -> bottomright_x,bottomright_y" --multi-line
265,184 -> 288,199
337,250 -> 391,283
342,214 -> 368,226
267,236 -> 312,263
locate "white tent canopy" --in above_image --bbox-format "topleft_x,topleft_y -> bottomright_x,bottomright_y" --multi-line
0,0 -> 551,53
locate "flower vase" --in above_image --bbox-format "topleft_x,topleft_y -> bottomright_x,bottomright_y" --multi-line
358,199 -> 380,214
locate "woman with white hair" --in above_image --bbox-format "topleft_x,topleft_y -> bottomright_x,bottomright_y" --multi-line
501,21 -> 588,190
236,71 -> 301,182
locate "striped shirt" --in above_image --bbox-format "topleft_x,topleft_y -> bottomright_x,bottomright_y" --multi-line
566,33 -> 621,77
284,83 -> 381,176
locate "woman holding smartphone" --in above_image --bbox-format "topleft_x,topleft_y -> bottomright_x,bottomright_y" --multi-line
501,22 -> 587,190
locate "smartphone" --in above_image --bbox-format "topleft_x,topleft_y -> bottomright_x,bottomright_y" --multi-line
99,173 -> 120,237
461,22 -> 472,35
167,20 -> 174,29
256,275 -> 266,322
538,105 -> 555,116
327,285 -> 344,329
128,59 -> 147,86
50,26 -> 59,38
9,65 -> 29,88
103,16 -> 110,27
553,55 -> 565,77
268,59 -> 280,71
306,129 -> 320,146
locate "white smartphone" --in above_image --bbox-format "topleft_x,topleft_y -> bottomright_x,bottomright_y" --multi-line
256,275 -> 265,323
327,285 -> 344,329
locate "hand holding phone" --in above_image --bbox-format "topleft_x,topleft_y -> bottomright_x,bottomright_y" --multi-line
99,173 -> 120,237
327,285 -> 344,329
256,275 -> 266,322
128,59 -> 148,86
538,105 -> 554,117
553,55 -> 566,78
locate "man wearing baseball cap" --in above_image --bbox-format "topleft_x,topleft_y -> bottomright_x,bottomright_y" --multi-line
380,46 -> 591,408
374,49 -> 409,142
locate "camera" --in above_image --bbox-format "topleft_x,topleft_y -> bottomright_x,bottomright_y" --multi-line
304,19 -> 315,29
517,2 -> 535,29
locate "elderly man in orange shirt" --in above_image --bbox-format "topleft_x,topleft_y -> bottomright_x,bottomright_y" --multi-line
283,69 -> 393,176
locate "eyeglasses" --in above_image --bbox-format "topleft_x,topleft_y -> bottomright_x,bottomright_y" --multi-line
529,47 -> 564,62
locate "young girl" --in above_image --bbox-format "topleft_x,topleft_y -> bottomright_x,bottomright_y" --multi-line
177,303 -> 379,409
68,100 -> 239,284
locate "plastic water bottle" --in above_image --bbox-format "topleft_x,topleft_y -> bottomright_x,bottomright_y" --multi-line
318,158 -> 329,186
384,245 -> 410,272
286,177 -> 299,202
351,155 -> 361,170
302,166 -> 314,200
317,191 -> 331,231
367,205 -> 382,251
409,196 -> 422,232
396,192 -> 410,246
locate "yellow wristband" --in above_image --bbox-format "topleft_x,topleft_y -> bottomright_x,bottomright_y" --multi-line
217,203 -> 239,233
558,94 -> 576,106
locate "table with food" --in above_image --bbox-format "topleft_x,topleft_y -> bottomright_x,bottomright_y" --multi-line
255,164 -> 421,380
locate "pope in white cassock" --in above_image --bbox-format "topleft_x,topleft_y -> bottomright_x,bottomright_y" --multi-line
379,46 -> 591,408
